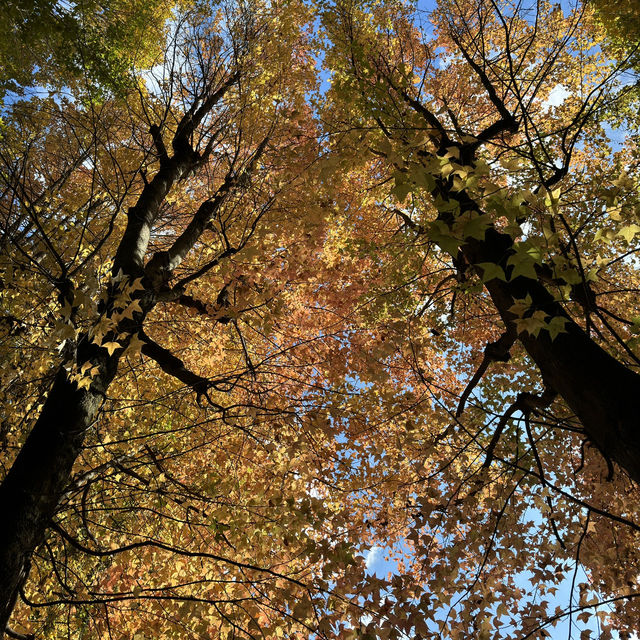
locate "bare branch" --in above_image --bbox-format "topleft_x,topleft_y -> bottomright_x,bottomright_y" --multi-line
483,385 -> 556,469
456,330 -> 516,417
139,329 -> 211,400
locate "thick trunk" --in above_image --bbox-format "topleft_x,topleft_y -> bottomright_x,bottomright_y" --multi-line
0,358 -> 116,636
462,223 -> 640,484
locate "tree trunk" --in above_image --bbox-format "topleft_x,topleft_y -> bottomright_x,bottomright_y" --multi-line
0,359 -> 116,637
462,219 -> 640,484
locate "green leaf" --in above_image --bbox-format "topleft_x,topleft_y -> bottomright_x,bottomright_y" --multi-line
618,223 -> 640,243
515,310 -> 548,337
510,259 -> 538,280
461,213 -> 491,240
392,172 -> 412,202
409,164 -> 435,191
477,262 -> 507,282
427,220 -> 460,255
546,316 -> 569,341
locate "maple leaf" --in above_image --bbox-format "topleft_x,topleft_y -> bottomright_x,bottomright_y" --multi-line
101,341 -> 121,356
126,333 -> 145,355
618,223 -> 640,243
477,262 -> 507,283
120,299 -> 143,320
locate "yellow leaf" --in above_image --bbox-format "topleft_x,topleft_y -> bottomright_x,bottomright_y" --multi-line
121,299 -> 143,320
126,277 -> 145,293
76,376 -> 92,391
102,341 -> 121,355
618,223 -> 640,243
126,333 -> 145,355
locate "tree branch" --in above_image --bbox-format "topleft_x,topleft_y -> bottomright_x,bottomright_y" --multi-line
145,136 -> 269,281
456,329 -> 516,417
5,627 -> 33,640
49,522 -> 309,590
113,73 -> 241,276
483,386 -> 556,469
449,32 -> 518,155
139,329 -> 211,401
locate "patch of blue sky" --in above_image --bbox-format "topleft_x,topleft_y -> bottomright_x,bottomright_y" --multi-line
334,377 -> 632,638
359,528 -> 633,638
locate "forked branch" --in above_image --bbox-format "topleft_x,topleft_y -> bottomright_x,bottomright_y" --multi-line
139,329 -> 212,403
483,385 -> 557,469
456,329 -> 516,417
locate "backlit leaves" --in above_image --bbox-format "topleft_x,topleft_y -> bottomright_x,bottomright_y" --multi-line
2,1 -> 640,639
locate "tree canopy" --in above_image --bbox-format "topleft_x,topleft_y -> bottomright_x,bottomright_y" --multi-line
1,0 -> 640,638
1,0 -> 177,99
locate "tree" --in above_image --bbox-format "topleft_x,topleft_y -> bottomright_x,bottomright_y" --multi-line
0,2 -> 343,636
591,0 -> 640,71
2,0 -> 640,638
317,0 -> 640,635
1,0 -> 179,100
323,0 -> 640,480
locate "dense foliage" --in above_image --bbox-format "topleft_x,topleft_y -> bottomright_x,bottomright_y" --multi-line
1,0 -> 640,638
1,0 -> 176,98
